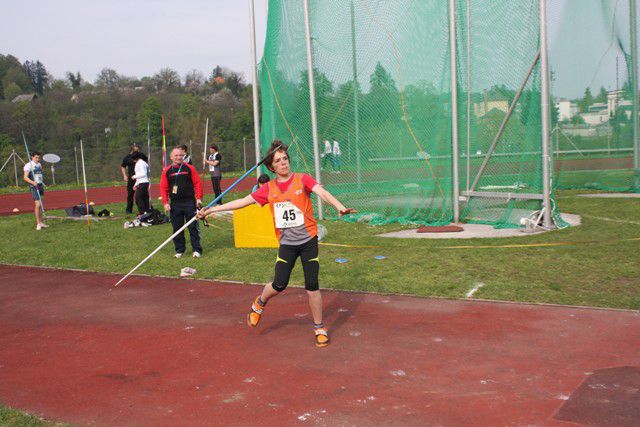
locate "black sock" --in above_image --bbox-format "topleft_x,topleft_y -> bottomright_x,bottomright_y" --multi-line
258,297 -> 266,306
313,322 -> 324,329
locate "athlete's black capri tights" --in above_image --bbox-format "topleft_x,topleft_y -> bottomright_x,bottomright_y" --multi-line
272,236 -> 319,292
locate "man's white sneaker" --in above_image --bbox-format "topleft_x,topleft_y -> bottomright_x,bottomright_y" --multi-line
38,223 -> 49,228
36,224 -> 42,230
192,251 -> 201,258
175,253 -> 183,259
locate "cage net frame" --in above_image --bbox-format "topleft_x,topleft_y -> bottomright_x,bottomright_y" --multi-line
549,0 -> 640,194
256,0 -> 639,228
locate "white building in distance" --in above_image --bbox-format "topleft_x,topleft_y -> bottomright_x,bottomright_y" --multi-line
556,100 -> 579,121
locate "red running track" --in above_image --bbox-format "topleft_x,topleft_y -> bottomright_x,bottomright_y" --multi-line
0,178 -> 253,216
1,264 -> 639,426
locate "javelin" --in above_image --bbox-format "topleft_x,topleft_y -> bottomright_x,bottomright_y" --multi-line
161,115 -> 167,169
201,117 -> 209,180
22,132 -> 45,215
114,143 -> 279,287
147,120 -> 152,205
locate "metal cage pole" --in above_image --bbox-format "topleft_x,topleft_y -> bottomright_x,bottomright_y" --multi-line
249,0 -> 262,178
465,0 -> 471,192
74,146 -> 80,185
449,0 -> 460,223
351,0 -> 362,190
630,0 -> 639,187
13,150 -> 19,187
540,0 -> 553,228
303,0 -> 324,218
243,137 -> 247,171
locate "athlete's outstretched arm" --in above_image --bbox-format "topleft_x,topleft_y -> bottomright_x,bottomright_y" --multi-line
197,194 -> 256,219
311,185 -> 357,218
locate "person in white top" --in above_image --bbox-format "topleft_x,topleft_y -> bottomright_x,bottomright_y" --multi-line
23,151 -> 48,230
131,151 -> 151,214
321,139 -> 333,170
332,139 -> 342,173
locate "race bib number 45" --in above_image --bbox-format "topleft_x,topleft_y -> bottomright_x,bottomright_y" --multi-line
274,201 -> 304,229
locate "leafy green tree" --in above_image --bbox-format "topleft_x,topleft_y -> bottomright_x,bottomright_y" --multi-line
0,132 -> 14,150
578,87 -> 594,112
139,76 -> 155,91
369,62 -> 396,93
178,94 -> 199,118
0,54 -> 24,97
23,60 -> 49,95
11,101 -> 37,136
50,79 -> 70,92
230,97 -> 254,139
95,68 -> 120,88
137,96 -> 162,144
622,80 -> 632,100
176,93 -> 201,143
2,66 -> 31,95
119,76 -> 137,87
66,71 -> 82,91
595,86 -> 608,103
364,62 -> 401,127
225,72 -> 245,97
153,68 -> 181,91
3,82 -> 21,100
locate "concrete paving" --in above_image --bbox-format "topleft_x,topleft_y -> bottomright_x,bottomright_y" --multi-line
378,213 -> 581,239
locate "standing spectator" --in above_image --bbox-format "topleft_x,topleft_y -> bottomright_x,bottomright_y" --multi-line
131,152 -> 151,215
160,146 -> 204,258
321,139 -> 332,170
121,143 -> 148,215
205,144 -> 223,205
23,151 -> 48,230
252,173 -> 271,192
331,138 -> 342,173
179,144 -> 193,164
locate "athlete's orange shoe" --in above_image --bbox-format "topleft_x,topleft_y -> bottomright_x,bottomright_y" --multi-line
314,327 -> 330,347
247,296 -> 264,327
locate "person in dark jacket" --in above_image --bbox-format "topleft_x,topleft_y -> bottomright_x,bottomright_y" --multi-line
160,146 -> 204,258
120,143 -> 148,214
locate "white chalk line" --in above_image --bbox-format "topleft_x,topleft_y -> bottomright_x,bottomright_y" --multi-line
465,282 -> 486,298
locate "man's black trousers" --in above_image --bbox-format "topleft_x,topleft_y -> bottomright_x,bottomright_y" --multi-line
170,199 -> 203,254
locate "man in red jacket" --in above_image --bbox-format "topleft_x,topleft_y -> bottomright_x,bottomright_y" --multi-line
160,146 -> 204,258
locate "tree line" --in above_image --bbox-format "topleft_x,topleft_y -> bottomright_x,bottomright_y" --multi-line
0,54 -> 256,184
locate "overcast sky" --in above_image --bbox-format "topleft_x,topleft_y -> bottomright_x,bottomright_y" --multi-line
0,1 -> 633,98
1,0 -> 268,83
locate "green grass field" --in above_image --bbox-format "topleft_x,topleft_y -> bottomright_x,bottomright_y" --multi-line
0,180 -> 126,195
0,189 -> 638,310
0,171 -> 250,195
0,406 -> 68,427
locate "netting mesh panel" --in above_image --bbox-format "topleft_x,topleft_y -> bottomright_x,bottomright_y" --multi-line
549,0 -> 639,193
259,1 -> 639,226
259,0 -> 453,225
456,1 -> 545,227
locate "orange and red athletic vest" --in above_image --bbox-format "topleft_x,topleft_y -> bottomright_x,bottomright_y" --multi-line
267,173 -> 317,243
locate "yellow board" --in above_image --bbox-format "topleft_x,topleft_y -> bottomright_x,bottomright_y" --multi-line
233,204 -> 278,248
